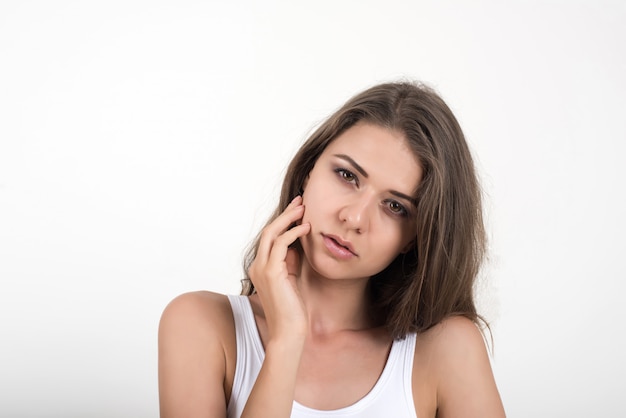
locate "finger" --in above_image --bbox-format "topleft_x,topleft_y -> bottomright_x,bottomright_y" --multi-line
285,248 -> 300,279
287,195 -> 303,207
267,222 -> 310,268
257,204 -> 304,261
257,200 -> 305,261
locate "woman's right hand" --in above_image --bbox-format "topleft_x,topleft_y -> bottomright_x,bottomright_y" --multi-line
247,195 -> 311,342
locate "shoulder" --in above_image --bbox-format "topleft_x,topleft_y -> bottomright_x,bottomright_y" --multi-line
160,290 -> 234,332
159,290 -> 236,365
413,316 -> 505,418
426,315 -> 489,360
158,291 -> 238,417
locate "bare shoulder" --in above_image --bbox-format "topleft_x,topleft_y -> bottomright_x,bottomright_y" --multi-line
427,316 -> 489,358
158,291 -> 237,418
413,316 -> 505,418
160,290 -> 234,334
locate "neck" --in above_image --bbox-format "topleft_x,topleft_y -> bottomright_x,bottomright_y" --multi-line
297,261 -> 373,337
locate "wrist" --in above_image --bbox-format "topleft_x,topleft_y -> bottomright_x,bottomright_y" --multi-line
265,333 -> 306,354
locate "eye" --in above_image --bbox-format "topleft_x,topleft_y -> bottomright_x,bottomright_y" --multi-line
334,168 -> 359,186
385,199 -> 408,217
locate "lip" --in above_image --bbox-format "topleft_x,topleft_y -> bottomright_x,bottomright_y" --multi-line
322,233 -> 358,259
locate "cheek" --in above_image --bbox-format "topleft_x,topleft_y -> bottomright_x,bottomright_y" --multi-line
300,193 -> 316,226
301,179 -> 328,222
302,196 -> 325,225
379,221 -> 415,251
399,224 -> 416,246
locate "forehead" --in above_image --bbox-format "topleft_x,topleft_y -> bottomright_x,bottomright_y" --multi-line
322,122 -> 423,192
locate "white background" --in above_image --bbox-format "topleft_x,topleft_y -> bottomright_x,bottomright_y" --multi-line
1,1 -> 624,417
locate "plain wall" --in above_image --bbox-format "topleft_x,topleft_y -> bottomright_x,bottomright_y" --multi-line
1,1 -> 624,417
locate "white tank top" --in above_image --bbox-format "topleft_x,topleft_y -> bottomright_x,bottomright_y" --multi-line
226,295 -> 418,418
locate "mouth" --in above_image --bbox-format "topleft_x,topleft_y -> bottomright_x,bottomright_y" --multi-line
322,234 -> 358,258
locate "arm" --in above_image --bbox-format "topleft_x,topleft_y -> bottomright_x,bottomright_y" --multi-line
158,291 -> 233,418
432,317 -> 506,418
241,195 -> 311,418
241,334 -> 305,417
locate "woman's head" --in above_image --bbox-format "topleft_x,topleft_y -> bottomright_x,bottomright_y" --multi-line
297,121 -> 423,285
243,81 -> 486,338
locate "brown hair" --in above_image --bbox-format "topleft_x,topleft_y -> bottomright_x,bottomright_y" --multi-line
242,81 -> 487,339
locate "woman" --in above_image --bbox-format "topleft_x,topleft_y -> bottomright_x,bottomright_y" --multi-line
158,81 -> 506,417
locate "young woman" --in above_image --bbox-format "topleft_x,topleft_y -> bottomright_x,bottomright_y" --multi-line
158,81 -> 506,417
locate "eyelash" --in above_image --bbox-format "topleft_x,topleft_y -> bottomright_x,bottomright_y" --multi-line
334,167 -> 359,186
384,199 -> 409,217
333,167 -> 409,218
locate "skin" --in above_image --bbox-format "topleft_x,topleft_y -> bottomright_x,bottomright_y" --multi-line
158,122 -> 506,417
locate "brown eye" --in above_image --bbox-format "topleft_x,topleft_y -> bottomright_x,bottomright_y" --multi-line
386,200 -> 408,217
341,171 -> 355,181
334,168 -> 358,185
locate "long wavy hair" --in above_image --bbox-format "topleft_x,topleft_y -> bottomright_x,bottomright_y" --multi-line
242,81 -> 487,339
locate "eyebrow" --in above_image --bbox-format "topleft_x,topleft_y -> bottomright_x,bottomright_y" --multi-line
333,153 -> 418,207
391,191 -> 418,208
334,154 -> 368,178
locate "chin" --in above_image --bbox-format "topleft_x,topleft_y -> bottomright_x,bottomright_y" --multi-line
301,252 -> 370,281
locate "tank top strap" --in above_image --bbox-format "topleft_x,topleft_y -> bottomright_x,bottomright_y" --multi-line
226,295 -> 265,418
397,333 -> 418,416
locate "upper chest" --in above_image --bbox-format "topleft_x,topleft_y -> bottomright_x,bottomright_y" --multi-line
294,332 -> 391,410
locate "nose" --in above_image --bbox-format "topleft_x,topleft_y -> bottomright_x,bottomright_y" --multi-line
339,193 -> 374,233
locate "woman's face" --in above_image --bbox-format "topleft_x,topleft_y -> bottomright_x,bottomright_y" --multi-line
299,122 -> 423,281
